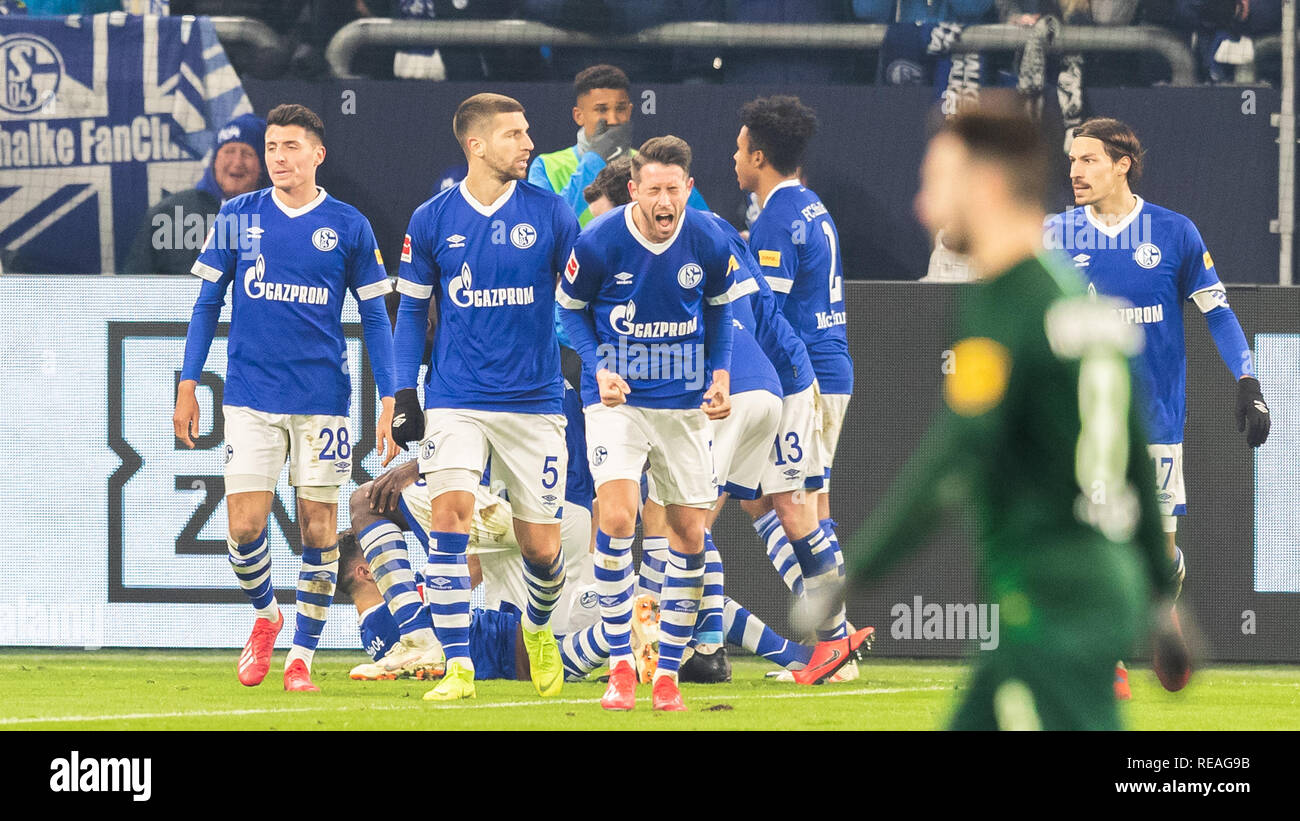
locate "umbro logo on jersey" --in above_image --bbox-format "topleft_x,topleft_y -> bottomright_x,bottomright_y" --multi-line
446,234 -> 467,248
246,227 -> 264,240
615,271 -> 634,285
1072,253 -> 1090,268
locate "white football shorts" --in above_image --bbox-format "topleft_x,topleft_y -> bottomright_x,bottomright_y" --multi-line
416,408 -> 567,524
1147,443 -> 1186,532
712,389 -> 782,500
815,391 -> 852,492
584,402 -> 717,509
223,405 -> 351,503
761,383 -> 825,496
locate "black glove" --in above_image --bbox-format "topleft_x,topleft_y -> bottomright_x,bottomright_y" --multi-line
590,119 -> 633,162
390,388 -> 424,448
1235,376 -> 1270,447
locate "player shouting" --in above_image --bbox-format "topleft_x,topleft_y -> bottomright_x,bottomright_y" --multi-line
391,93 -> 580,701
1056,117 -> 1270,696
174,103 -> 399,693
558,136 -> 745,711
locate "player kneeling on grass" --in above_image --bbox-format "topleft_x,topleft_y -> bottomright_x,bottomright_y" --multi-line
336,529 -> 614,685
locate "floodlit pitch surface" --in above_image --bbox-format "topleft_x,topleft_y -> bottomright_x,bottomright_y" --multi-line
2,651 -> 1297,730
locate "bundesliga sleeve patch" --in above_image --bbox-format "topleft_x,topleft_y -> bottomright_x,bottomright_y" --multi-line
564,249 -> 579,283
400,234 -> 412,263
374,248 -> 384,265
1203,251 -> 1214,270
758,250 -> 781,267
726,255 -> 740,275
944,337 -> 1011,417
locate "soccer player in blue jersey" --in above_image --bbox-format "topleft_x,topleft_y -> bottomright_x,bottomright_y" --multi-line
390,93 -> 580,701
349,382 -> 596,681
557,135 -> 746,711
735,96 -> 853,650
1055,118 -> 1271,697
173,104 -> 399,693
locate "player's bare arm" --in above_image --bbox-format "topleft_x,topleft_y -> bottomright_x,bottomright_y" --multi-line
377,394 -> 399,466
173,378 -> 200,448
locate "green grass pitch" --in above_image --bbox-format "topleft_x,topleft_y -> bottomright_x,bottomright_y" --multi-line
2,650 -> 1297,730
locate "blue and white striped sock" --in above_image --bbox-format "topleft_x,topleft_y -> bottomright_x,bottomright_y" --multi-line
657,548 -> 704,680
821,517 -> 844,577
790,527 -> 847,641
425,530 -> 473,669
359,521 -> 435,646
227,529 -> 279,621
559,624 -> 612,680
694,533 -> 725,646
522,552 -> 566,632
286,542 -> 338,671
723,597 -> 812,670
594,530 -> 635,668
636,536 -> 670,600
753,511 -> 805,597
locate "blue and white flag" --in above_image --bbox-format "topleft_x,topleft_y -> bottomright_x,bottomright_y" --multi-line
0,12 -> 251,273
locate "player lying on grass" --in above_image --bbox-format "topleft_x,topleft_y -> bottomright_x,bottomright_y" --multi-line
583,159 -> 871,686
337,522 -> 854,686
352,383 -> 596,695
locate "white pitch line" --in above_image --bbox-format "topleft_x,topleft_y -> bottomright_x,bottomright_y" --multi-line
0,685 -> 949,725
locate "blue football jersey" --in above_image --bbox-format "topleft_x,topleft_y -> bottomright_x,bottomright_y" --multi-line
558,205 -> 753,409
1047,197 -> 1226,444
728,319 -> 782,398
708,211 -> 815,397
395,180 -> 579,414
358,602 -> 519,680
562,383 -> 596,511
187,187 -> 395,416
749,180 -> 853,394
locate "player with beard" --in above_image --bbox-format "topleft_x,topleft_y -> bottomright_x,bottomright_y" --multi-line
1053,117 -> 1269,698
389,93 -> 580,701
829,106 -> 1181,729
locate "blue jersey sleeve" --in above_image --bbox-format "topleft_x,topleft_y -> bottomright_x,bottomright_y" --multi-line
1178,222 -> 1255,378
347,217 -> 397,398
181,204 -> 241,382
556,238 -> 605,371
748,218 -> 799,309
394,212 -> 438,391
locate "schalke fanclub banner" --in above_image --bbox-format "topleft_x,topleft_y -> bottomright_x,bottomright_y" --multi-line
0,12 -> 251,274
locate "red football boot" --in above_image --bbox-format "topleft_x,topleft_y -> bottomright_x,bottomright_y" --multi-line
284,658 -> 320,692
1153,607 -> 1192,692
1114,661 -> 1131,701
600,660 -> 637,711
236,613 -> 283,686
651,675 -> 686,712
791,625 -> 875,685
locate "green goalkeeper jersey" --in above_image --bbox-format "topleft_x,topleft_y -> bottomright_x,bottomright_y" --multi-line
848,253 -> 1174,603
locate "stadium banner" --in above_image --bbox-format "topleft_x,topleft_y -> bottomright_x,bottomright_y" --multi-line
1,277 -> 1297,661
0,13 -> 251,274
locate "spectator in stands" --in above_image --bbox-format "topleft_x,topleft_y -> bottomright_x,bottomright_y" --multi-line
1164,0 -> 1282,83
852,0 -> 994,24
122,114 -> 265,275
521,0 -> 705,82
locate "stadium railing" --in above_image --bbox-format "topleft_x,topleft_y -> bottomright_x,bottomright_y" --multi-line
322,19 -> 1198,86
208,15 -> 289,79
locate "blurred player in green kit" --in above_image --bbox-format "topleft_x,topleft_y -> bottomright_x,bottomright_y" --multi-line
838,106 -> 1183,730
